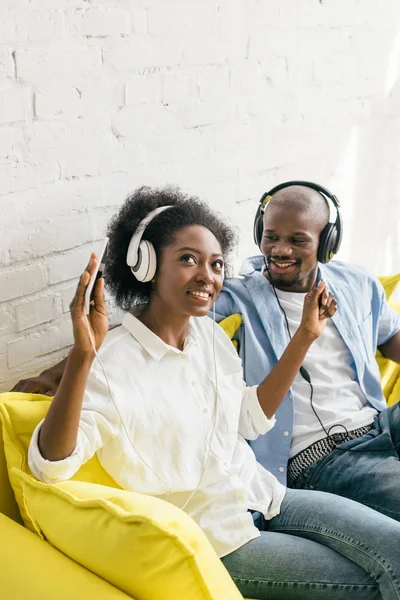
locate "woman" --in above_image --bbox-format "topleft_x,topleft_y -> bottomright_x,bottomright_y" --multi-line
29,187 -> 400,600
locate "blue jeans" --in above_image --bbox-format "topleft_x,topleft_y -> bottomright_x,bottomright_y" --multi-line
222,488 -> 400,600
293,403 -> 400,522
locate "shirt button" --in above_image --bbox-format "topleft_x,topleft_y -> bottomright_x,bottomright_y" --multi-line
279,467 -> 285,473
192,381 -> 196,387
284,431 -> 289,437
203,408 -> 208,414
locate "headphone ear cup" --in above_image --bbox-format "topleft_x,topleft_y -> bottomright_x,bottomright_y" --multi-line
130,240 -> 157,282
318,224 -> 337,264
253,207 -> 264,248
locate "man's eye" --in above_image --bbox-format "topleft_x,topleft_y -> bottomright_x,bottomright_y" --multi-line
292,239 -> 305,244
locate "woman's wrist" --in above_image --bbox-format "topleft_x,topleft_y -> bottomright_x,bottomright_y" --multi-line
294,325 -> 318,346
69,345 -> 96,366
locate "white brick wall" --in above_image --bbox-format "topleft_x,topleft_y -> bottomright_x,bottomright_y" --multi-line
1,0 -> 400,389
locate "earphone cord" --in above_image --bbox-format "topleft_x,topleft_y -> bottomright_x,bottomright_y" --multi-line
267,272 -> 350,447
83,307 -> 218,511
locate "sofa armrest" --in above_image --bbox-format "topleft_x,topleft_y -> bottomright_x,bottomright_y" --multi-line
0,513 -> 131,599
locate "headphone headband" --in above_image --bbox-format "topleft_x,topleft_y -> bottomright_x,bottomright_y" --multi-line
253,180 -> 343,264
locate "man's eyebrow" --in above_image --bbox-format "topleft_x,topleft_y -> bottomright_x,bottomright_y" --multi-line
174,246 -> 223,257
264,229 -> 311,236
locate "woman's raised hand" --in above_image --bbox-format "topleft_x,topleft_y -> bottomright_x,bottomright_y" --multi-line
69,254 -> 109,355
299,280 -> 337,342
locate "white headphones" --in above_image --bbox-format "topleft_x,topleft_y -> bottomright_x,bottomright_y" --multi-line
126,205 -> 174,282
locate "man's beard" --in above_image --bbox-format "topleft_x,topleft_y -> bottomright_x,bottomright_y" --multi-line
268,273 -> 301,289
264,258 -> 302,290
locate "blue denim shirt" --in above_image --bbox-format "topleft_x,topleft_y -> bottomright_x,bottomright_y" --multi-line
215,255 -> 400,484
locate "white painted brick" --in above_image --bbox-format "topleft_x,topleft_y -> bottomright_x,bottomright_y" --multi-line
198,67 -> 230,101
0,128 -> 26,159
162,72 -> 198,104
0,265 -> 48,303
8,318 -> 73,368
148,5 -> 216,35
98,142 -> 146,175
14,9 -> 64,42
0,156 -> 61,195
0,86 -> 31,124
47,243 -> 105,286
0,307 -> 13,333
0,50 -> 14,81
125,76 -> 160,104
7,214 -> 104,263
0,8 -> 17,43
16,47 -> 102,83
74,8 -> 131,37
16,295 -> 60,332
179,37 -> 226,66
112,104 -> 179,141
35,85 -> 82,119
61,284 -> 78,313
105,38 -> 164,71
180,102 -> 233,129
132,8 -> 148,35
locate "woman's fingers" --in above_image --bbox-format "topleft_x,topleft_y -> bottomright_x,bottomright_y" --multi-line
70,254 -> 97,312
319,293 -> 337,319
91,277 -> 107,314
305,280 -> 326,307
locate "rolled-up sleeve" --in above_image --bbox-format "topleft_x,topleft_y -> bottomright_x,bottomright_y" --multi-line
239,385 -> 276,441
28,367 -> 120,484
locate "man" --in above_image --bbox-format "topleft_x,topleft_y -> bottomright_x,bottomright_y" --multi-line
215,180 -> 400,522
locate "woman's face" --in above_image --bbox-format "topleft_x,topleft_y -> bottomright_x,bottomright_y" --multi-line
152,225 -> 224,317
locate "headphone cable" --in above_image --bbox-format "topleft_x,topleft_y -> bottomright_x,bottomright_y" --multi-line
265,261 -> 350,447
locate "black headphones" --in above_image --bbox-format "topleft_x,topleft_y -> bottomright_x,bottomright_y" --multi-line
253,180 -> 343,264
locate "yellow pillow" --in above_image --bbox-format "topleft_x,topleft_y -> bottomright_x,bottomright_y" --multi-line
13,469 -> 242,600
0,393 -> 243,600
377,276 -> 400,404
0,392 -> 119,531
218,314 -> 243,350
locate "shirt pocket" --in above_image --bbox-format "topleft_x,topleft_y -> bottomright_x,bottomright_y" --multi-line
358,310 -> 373,359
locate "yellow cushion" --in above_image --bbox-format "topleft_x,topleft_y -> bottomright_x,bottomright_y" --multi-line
0,393 -> 243,600
0,512 -> 130,600
218,314 -> 243,350
0,392 -> 120,531
377,276 -> 400,404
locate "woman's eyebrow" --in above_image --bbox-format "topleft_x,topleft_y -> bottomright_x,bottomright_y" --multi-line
174,246 -> 223,257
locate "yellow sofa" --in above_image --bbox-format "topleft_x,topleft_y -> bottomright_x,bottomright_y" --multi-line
1,277 -> 398,600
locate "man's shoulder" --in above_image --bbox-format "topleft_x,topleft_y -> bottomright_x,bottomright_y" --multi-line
322,260 -> 377,286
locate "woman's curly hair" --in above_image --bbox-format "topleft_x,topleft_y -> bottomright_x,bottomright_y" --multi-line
105,186 -> 237,310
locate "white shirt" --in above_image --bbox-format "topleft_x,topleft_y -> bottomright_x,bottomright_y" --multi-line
29,313 -> 286,558
274,288 -> 378,457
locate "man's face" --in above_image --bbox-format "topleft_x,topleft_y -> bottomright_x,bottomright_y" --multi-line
261,203 -> 323,292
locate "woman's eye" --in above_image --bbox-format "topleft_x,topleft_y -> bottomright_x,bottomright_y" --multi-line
212,260 -> 224,270
264,235 -> 277,241
181,255 -> 196,264
292,239 -> 305,244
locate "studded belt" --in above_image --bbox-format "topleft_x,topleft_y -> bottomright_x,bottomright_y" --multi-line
287,424 -> 374,488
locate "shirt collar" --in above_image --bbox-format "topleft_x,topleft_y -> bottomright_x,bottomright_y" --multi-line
122,313 -> 198,361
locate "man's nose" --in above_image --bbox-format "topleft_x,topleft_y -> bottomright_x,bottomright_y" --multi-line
272,241 -> 293,256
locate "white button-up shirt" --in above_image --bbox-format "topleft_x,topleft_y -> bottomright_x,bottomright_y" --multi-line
29,313 -> 286,557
